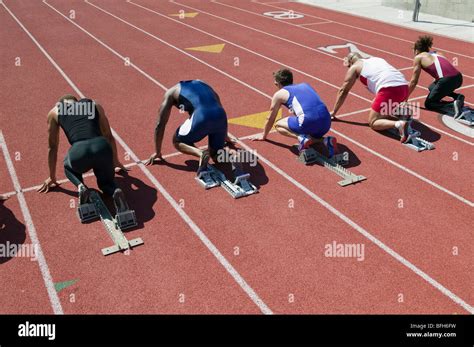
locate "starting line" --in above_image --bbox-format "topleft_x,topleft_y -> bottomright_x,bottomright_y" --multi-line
77,190 -> 143,256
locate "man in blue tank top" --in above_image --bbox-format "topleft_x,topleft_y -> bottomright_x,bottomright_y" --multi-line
146,80 -> 231,173
252,69 -> 337,155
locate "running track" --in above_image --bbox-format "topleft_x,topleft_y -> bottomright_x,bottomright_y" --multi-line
0,0 -> 472,314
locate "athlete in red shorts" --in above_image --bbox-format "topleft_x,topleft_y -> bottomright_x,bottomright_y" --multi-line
331,53 -> 412,142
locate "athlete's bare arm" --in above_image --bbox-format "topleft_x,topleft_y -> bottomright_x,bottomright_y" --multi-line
145,84 -> 180,165
331,63 -> 361,119
38,107 -> 60,193
252,89 -> 287,141
96,103 -> 128,172
408,55 -> 423,97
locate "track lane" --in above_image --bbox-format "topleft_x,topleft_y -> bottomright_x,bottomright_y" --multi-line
40,0 -> 474,312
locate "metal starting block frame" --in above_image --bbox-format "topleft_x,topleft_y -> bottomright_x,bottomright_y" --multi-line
195,165 -> 258,199
298,148 -> 366,187
388,123 -> 435,152
77,191 -> 143,256
454,109 -> 474,126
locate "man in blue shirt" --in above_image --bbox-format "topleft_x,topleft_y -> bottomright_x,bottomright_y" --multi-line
252,69 -> 337,156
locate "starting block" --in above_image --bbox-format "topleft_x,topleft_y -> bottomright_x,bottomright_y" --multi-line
77,203 -> 99,223
195,170 -> 220,189
454,108 -> 474,126
388,122 -> 435,152
79,190 -> 143,256
298,148 -> 366,187
195,165 -> 258,199
116,210 -> 138,230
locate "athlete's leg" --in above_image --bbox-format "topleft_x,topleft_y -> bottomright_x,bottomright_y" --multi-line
90,137 -> 117,196
368,109 -> 398,131
275,117 -> 298,139
63,143 -> 90,188
425,74 -> 462,115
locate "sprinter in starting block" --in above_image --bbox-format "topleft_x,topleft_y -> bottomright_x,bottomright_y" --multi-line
408,36 -> 467,119
145,80 -> 258,198
331,53 -> 415,142
251,68 -> 338,157
37,95 -> 138,230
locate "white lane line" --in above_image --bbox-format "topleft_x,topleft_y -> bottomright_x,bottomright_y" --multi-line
130,1 -> 373,102
253,0 -> 474,59
61,1 -> 473,312
0,130 -> 63,315
298,21 -> 332,26
13,0 -> 273,314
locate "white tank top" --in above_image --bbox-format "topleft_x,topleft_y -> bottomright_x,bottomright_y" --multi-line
360,57 -> 407,94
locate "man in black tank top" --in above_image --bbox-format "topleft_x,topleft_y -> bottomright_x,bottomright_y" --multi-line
38,95 -> 129,211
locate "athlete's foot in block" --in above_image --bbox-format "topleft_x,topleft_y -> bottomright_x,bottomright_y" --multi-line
454,95 -> 465,118
232,161 -> 245,177
197,150 -> 210,176
397,121 -> 410,143
113,188 -> 129,213
297,135 -> 316,152
323,136 -> 339,158
78,184 -> 92,205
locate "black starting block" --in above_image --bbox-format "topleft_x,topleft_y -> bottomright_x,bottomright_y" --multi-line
77,202 -> 99,223
116,210 -> 138,230
298,147 -> 366,187
195,165 -> 258,199
77,190 -> 143,256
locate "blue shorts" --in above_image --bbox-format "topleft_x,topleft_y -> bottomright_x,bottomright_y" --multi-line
287,105 -> 331,138
175,107 -> 228,151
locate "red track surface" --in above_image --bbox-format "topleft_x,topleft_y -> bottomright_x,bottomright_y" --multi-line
0,0 -> 472,314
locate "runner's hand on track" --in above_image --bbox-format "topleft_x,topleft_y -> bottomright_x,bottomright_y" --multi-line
145,153 -> 163,166
250,133 -> 266,141
37,177 -> 60,193
115,162 -> 130,173
225,134 -> 239,144
330,111 -> 338,121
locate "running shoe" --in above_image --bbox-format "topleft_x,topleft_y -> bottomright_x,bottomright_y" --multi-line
323,136 -> 339,158
78,184 -> 91,205
197,150 -> 210,176
399,121 -> 411,143
297,135 -> 315,152
454,94 -> 465,119
113,188 -> 129,213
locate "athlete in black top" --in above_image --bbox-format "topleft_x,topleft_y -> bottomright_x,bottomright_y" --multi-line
38,95 -> 129,209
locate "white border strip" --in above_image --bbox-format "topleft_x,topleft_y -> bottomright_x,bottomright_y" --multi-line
0,130 -> 63,314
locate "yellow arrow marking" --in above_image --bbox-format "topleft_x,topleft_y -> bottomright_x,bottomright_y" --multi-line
185,43 -> 226,54
229,110 -> 282,129
170,12 -> 199,18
